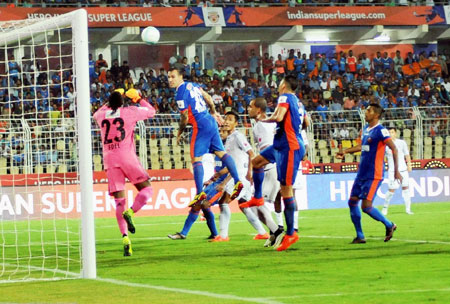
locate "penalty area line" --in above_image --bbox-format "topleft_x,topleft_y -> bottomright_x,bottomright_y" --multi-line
96,277 -> 283,304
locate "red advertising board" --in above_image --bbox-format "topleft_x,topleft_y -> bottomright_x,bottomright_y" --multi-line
0,6 -> 446,27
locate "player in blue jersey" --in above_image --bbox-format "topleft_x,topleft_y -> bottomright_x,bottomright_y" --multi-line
168,129 -> 229,240
336,103 -> 401,244
168,67 -> 243,207
245,75 -> 306,251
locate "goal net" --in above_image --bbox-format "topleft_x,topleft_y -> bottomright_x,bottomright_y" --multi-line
0,10 -> 95,282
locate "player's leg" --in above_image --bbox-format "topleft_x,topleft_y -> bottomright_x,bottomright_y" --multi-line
242,146 -> 274,207
202,206 -> 218,239
274,191 -> 284,229
361,180 -> 396,242
275,149 -> 301,251
401,171 -> 413,214
189,128 -> 208,206
382,171 -> 397,215
213,193 -> 231,242
107,167 -> 132,256
348,180 -> 365,243
122,160 -> 153,234
210,123 -> 242,199
201,182 -> 220,239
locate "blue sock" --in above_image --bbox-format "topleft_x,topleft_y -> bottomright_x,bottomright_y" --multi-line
202,208 -> 218,237
180,210 -> 199,236
221,154 -> 240,184
253,167 -> 264,199
283,197 -> 295,235
363,206 -> 393,229
349,200 -> 364,239
192,161 -> 204,194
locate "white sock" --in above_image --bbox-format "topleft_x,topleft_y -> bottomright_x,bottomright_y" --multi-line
294,210 -> 299,231
242,207 -> 266,235
384,191 -> 394,208
256,205 -> 278,233
275,212 -> 284,227
402,189 -> 412,212
219,204 -> 231,238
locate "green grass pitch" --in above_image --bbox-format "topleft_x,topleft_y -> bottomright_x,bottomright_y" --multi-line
1,202 -> 450,304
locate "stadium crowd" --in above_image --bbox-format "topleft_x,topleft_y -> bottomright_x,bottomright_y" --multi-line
1,47 -> 449,169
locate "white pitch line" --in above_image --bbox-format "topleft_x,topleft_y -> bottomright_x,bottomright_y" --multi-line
301,235 -> 450,245
267,287 -> 450,300
96,277 -> 283,304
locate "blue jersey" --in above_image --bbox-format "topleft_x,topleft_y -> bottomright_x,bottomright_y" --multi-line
274,93 -> 301,151
357,124 -> 391,180
175,82 -> 209,126
213,155 -> 227,184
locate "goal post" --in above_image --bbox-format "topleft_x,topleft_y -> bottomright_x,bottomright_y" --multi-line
0,9 -> 96,280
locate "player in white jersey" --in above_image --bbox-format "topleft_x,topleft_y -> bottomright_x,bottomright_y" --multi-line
245,98 -> 284,245
211,110 -> 269,242
382,128 -> 413,215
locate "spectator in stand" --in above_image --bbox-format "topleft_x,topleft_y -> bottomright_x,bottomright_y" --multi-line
249,49 -> 261,74
382,52 -> 394,72
285,49 -> 296,75
361,52 -> 371,72
262,53 -> 273,76
191,56 -> 202,77
346,50 -> 357,74
120,61 -> 130,80
393,50 -> 404,73
275,54 -> 285,77
96,54 -> 108,69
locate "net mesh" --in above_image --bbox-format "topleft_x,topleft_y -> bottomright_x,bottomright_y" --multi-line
0,16 -> 81,281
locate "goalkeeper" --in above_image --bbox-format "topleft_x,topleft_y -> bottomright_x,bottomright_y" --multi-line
93,88 -> 156,256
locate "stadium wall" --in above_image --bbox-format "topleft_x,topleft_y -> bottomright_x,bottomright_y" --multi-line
1,168 -> 448,219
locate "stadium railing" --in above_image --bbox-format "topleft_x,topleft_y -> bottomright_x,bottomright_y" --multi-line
1,106 -> 448,175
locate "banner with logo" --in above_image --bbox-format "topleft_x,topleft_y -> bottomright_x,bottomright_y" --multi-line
0,6 -> 447,27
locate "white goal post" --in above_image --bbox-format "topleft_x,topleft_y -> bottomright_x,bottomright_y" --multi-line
0,9 -> 96,280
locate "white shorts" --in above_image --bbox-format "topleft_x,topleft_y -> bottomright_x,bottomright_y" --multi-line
387,170 -> 409,189
225,173 -> 252,201
263,165 -> 280,203
293,169 -> 306,190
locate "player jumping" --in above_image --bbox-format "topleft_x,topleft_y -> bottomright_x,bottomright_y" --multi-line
168,67 -> 243,207
93,89 -> 156,256
336,104 -> 400,244
245,75 -> 306,251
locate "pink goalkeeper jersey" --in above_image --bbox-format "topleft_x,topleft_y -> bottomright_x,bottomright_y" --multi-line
93,99 -> 155,170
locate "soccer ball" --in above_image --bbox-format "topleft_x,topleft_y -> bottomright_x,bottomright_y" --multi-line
141,26 -> 160,45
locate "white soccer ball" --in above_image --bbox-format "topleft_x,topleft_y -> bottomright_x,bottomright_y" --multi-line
141,26 -> 160,45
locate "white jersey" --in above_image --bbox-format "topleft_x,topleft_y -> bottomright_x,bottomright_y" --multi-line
225,130 -> 252,175
252,120 -> 276,151
385,138 -> 409,172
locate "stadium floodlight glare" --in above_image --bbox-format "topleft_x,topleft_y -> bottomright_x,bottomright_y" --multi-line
0,9 -> 96,281
374,34 -> 390,42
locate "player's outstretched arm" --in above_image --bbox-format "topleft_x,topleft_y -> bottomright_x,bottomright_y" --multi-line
261,105 -> 287,123
200,88 -> 224,126
177,110 -> 189,145
386,139 -> 403,183
336,144 -> 361,159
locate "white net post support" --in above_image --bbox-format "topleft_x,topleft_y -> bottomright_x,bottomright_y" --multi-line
0,9 -> 96,280
72,9 -> 96,280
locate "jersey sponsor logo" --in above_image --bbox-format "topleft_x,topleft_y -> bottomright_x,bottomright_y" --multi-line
105,109 -> 120,118
362,145 -> 370,151
381,128 -> 389,137
278,96 -> 288,104
177,99 -> 185,108
186,83 -> 193,90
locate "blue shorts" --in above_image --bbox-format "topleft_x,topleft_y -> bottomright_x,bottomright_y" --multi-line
204,180 -> 223,206
190,115 -> 224,158
260,145 -> 305,186
350,179 -> 382,201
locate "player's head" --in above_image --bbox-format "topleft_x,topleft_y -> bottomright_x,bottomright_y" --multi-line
168,67 -> 184,88
219,127 -> 228,142
108,91 -> 123,110
279,75 -> 298,94
365,103 -> 384,122
224,110 -> 240,132
248,98 -> 266,119
388,127 -> 397,139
